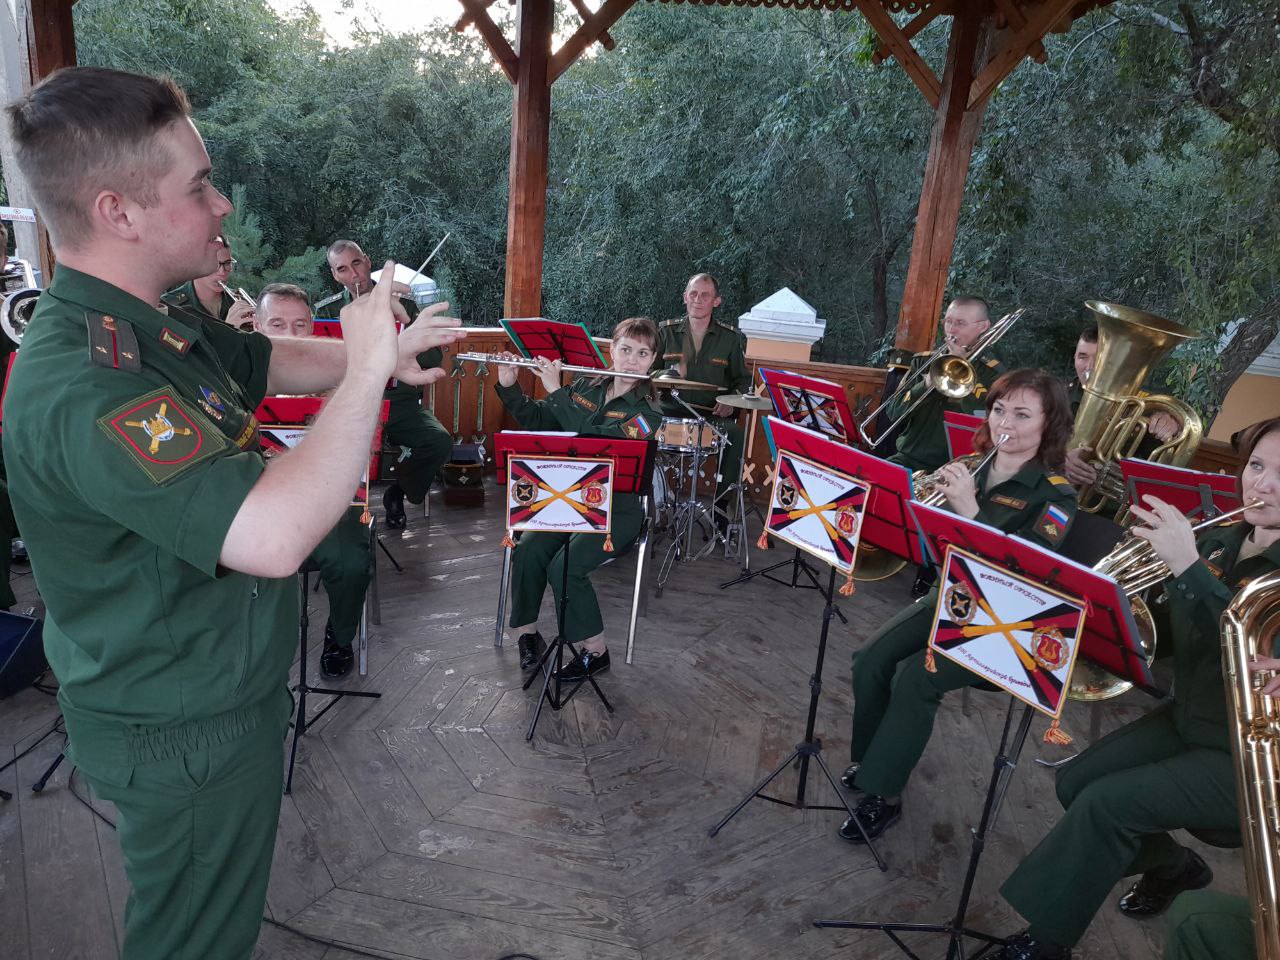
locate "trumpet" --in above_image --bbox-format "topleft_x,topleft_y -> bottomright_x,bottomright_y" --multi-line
219,282 -> 257,310
455,352 -> 651,381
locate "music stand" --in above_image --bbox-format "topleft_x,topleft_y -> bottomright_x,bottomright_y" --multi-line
709,420 -> 887,869
494,432 -> 654,741
758,367 -> 857,444
500,318 -> 607,368
1119,459 -> 1241,521
815,504 -> 1152,958
943,410 -> 984,459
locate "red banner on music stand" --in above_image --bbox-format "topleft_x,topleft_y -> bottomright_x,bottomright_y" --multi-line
312,319 -> 342,339
1118,459 -> 1240,521
500,319 -> 607,369
944,411 -> 984,459
254,396 -> 391,497
494,432 -> 653,497
759,368 -> 856,443
908,501 -> 1158,699
764,418 -> 926,568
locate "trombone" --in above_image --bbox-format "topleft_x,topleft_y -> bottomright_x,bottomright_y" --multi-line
858,308 -> 1024,449
455,352 -> 651,381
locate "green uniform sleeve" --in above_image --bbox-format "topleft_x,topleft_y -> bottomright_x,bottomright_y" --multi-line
47,369 -> 265,579
1165,558 -> 1236,645
199,318 -> 274,406
495,381 -> 565,431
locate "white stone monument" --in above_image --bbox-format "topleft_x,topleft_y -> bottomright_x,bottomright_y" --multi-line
736,287 -> 826,363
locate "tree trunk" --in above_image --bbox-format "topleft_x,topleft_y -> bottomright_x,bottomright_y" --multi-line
1209,308 -> 1280,417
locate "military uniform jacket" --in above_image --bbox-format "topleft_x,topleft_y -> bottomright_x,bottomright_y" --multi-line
1067,377 -> 1083,417
652,316 -> 751,412
318,287 -> 442,405
890,350 -> 1006,472
162,279 -> 234,323
495,377 -> 660,521
2,267 -> 297,780
970,458 -> 1078,549
1161,523 -> 1280,750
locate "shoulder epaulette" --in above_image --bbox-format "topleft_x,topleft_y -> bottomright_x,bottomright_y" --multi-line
1047,474 -> 1072,487
714,320 -> 738,333
86,312 -> 142,373
984,356 -> 1000,368
912,350 -> 933,359
161,290 -> 189,307
659,317 -> 683,329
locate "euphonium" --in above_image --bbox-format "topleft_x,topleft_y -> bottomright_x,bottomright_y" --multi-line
1221,568 -> 1280,959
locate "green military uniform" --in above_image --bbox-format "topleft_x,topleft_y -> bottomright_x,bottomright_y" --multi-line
309,506 -> 370,648
849,461 -> 1078,796
888,350 -> 1006,472
318,289 -> 451,504
496,376 -> 659,642
163,279 -> 235,323
1165,891 -> 1254,960
4,266 -> 298,960
652,316 -> 752,497
1067,377 -> 1084,416
1000,523 -> 1280,949
0,330 -> 16,609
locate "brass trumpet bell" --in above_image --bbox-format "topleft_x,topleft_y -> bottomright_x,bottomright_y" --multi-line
1066,597 -> 1157,701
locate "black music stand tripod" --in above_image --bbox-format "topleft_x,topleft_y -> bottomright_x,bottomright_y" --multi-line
708,565 -> 885,870
813,697 -> 1034,958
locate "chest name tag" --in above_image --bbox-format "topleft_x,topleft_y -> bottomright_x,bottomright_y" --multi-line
990,495 -> 1027,510
604,410 -> 626,419
710,357 -> 729,366
99,388 -> 226,484
572,393 -> 599,413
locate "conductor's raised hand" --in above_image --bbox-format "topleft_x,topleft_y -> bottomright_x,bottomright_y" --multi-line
339,262 -> 401,381
394,299 -> 467,386
1129,495 -> 1200,577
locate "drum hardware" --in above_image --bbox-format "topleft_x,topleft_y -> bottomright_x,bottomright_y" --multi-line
651,369 -> 718,392
715,392 -> 773,412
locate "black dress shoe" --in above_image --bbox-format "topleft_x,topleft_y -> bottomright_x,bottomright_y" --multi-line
910,565 -> 936,598
382,482 -> 407,529
1117,850 -> 1212,918
990,931 -> 1071,960
840,763 -> 862,792
556,648 -> 610,682
320,640 -> 354,679
516,631 -> 545,670
838,793 -> 901,843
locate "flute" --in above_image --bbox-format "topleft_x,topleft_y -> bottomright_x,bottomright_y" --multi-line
455,352 -> 650,381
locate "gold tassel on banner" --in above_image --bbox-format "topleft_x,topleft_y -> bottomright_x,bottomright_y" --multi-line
839,571 -> 856,596
1043,718 -> 1073,746
603,533 -> 614,553
501,531 -> 515,549
361,508 -> 371,524
757,530 -> 770,550
924,647 -> 938,673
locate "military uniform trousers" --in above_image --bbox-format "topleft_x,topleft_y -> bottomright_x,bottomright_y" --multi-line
509,506 -> 644,643
309,508 -> 371,647
384,397 -> 452,504
848,590 -> 991,797
1164,891 -> 1254,960
82,709 -> 289,960
1001,703 -> 1238,948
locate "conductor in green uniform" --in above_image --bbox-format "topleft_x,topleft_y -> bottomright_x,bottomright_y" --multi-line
885,295 -> 1006,473
986,416 -> 1280,960
651,273 -> 751,518
497,317 -> 661,679
839,369 -> 1078,845
318,240 -> 453,529
2,66 -> 464,960
255,282 -> 370,679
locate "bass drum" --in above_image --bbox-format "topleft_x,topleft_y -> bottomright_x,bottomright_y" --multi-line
650,457 -> 674,530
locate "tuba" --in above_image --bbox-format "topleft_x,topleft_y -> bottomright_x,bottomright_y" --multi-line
1070,302 -> 1203,519
0,257 -> 40,345
1220,569 -> 1280,959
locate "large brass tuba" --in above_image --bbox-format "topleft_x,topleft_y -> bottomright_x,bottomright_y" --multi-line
1220,569 -> 1280,959
1070,302 -> 1203,518
0,257 -> 40,346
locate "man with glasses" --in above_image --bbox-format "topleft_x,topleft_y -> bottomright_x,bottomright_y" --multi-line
887,296 -> 1006,473
163,236 -> 240,323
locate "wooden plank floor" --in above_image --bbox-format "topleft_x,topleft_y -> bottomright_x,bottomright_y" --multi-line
0,489 -> 1246,960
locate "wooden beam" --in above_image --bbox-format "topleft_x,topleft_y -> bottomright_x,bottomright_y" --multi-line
549,0 -> 637,84
453,0 -> 519,84
895,7 -> 995,353
968,0 -> 1077,108
851,0 -> 941,108
503,0 -> 553,318
454,0 -> 500,32
567,0 -> 615,51
991,0 -> 1047,63
872,0 -> 953,66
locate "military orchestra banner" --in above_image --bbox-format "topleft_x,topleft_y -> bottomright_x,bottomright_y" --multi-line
765,451 -> 869,574
506,455 -> 615,535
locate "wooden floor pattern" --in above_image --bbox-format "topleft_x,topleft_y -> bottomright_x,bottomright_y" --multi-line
0,490 -> 1246,960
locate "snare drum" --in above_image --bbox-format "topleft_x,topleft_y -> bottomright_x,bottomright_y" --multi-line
656,418 -> 722,453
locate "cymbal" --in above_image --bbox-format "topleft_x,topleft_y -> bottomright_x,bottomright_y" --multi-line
651,371 -> 718,392
716,393 -> 773,411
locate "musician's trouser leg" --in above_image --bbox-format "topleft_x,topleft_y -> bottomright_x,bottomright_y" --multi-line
1164,891 -> 1254,960
384,401 -> 452,504
849,592 -> 936,763
509,510 -> 644,644
83,712 -> 288,960
712,418 -> 744,501
0,457 -> 16,609
854,649 -> 987,797
1000,706 -> 1237,949
309,508 -> 371,646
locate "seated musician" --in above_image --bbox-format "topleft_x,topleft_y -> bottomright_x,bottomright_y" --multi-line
986,416 -> 1280,960
839,368 -> 1077,844
651,273 -> 751,523
161,235 -> 253,327
1066,325 -> 1097,415
496,317 -> 661,680
256,282 -> 371,679
319,239 -> 452,530
887,296 -> 1006,473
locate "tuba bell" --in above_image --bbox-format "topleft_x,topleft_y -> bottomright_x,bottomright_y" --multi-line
1,288 -> 40,346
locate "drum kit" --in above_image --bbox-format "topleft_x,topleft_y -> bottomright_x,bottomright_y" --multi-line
648,372 -> 773,595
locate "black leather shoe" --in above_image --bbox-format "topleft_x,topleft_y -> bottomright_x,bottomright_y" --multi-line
516,631 -> 545,670
556,648 -> 610,682
910,565 -> 936,598
320,638 -> 354,679
840,763 -> 862,793
383,482 -> 407,529
838,793 -> 901,843
1117,850 -> 1212,918
990,931 -> 1071,960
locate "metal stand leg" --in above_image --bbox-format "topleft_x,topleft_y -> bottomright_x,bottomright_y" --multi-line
495,542 -> 513,648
